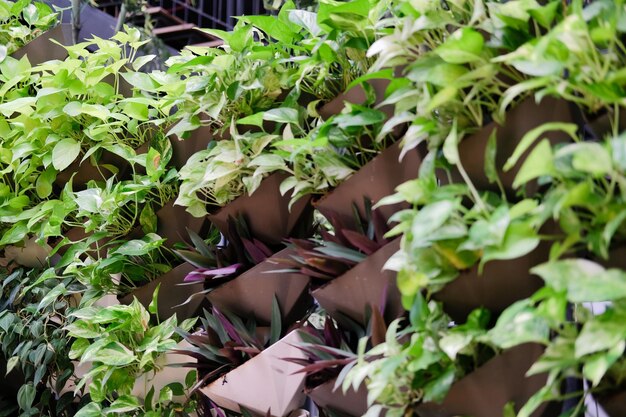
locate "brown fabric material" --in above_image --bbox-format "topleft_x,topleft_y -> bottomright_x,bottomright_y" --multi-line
313,239 -> 403,326
11,24 -> 70,64
415,344 -> 548,417
207,248 -> 312,326
455,96 -> 574,193
119,263 -> 204,321
318,79 -> 392,120
433,243 -> 548,323
598,390 -> 626,417
309,379 -> 369,417
207,172 -> 312,245
314,141 -> 422,231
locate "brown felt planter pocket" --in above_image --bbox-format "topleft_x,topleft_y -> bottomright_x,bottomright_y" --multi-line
206,248 -> 312,326
308,378 -> 368,417
433,244 -> 549,324
152,200 -> 208,248
200,331 -> 307,417
207,172 -> 313,245
455,97 -> 574,194
415,344 -> 548,417
314,141 -> 423,231
11,24 -> 71,65
598,390 -> 626,417
313,239 -> 403,327
119,263 -> 204,321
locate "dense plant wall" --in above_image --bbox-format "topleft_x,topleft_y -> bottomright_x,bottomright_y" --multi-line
1,0 -> 625,417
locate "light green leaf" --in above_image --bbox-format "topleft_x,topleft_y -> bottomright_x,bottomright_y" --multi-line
532,259 -> 626,302
513,138 -> 555,188
52,138 -> 81,171
504,122 -> 578,171
105,395 -> 141,413
435,28 -> 485,64
263,108 -> 299,124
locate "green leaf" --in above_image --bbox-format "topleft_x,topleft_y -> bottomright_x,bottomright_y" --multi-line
486,300 -> 549,348
481,221 -> 539,266
484,129 -> 500,186
74,402 -> 102,417
513,138 -> 555,188
442,120 -> 459,165
576,319 -> 626,357
0,45 -> 6,64
237,112 -> 264,128
149,283 -> 160,316
583,341 -> 625,387
52,138 -> 81,171
270,295 -> 282,345
105,395 -> 141,413
532,259 -> 626,302
504,122 -> 578,171
17,384 -> 35,411
82,341 -> 135,366
263,108 -> 299,125
6,356 -> 19,376
422,366 -> 455,402
121,72 -> 158,90
435,28 -> 485,64
571,142 -> 612,176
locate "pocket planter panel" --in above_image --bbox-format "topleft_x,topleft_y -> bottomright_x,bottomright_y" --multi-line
206,248 -> 312,326
314,141 -> 423,231
415,344 -> 548,417
153,200 -> 208,248
200,331 -> 307,417
313,239 -> 403,327
433,245 -> 548,323
455,97 -> 574,193
119,263 -> 205,321
11,24 -> 71,65
208,172 -> 313,245
308,378 -> 368,417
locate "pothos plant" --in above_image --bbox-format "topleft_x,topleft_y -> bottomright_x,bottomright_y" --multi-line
474,258 -> 626,417
277,102 -> 394,207
66,298 -> 198,417
380,161 -> 546,309
0,0 -> 58,58
493,0 -> 626,135
365,0 -> 564,156
175,125 -> 287,215
62,233 -> 174,302
343,294 -> 499,417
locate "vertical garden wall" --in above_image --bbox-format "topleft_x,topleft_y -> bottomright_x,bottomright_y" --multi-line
1,0 -> 626,416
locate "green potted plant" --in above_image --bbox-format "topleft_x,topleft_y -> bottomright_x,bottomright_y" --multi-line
379,165 -> 552,321
344,294 -> 551,417
277,101 -> 423,230
66,298 -> 198,416
1,0 -> 67,65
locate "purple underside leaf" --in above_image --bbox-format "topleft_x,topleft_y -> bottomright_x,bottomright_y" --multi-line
341,229 -> 381,255
289,359 -> 354,375
289,238 -> 318,251
242,238 -> 271,264
233,346 -> 262,356
183,264 -> 243,282
320,229 -> 342,245
300,266 -> 335,280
